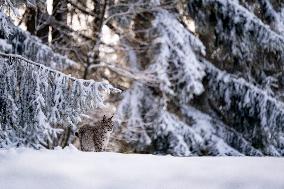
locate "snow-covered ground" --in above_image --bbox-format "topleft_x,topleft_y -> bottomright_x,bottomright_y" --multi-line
0,147 -> 284,189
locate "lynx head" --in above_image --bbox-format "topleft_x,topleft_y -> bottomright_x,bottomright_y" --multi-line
101,115 -> 114,132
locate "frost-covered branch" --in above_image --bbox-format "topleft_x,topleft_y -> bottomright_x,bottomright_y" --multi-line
188,0 -> 284,92
0,10 -> 78,70
0,53 -> 119,149
189,0 -> 284,59
255,0 -> 284,34
204,61 -> 284,155
181,105 -> 262,156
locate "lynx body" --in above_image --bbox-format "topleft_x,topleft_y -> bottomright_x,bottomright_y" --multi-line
75,116 -> 114,152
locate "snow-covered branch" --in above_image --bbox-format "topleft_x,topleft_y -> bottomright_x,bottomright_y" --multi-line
188,0 -> 284,92
205,61 -> 284,155
0,53 -> 119,149
0,10 -> 78,70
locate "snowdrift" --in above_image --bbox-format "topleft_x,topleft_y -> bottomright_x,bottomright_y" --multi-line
0,147 -> 284,189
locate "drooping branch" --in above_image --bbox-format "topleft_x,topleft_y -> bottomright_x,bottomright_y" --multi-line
0,10 -> 78,70
188,0 -> 284,93
203,60 -> 284,155
0,52 -> 119,149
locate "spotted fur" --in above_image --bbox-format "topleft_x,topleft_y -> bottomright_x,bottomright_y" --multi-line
75,115 -> 114,152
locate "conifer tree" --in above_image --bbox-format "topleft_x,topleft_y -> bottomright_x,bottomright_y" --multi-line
112,0 -> 284,156
0,5 -> 118,148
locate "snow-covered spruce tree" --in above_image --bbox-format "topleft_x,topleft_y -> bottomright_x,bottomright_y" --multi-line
0,53 -> 117,149
185,0 -> 284,155
0,6 -> 111,148
110,1 -> 240,156
108,0 -> 284,156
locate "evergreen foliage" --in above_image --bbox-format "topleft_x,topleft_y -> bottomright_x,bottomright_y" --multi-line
0,11 -> 76,70
0,53 -> 117,148
113,0 -> 284,156
1,0 -> 284,156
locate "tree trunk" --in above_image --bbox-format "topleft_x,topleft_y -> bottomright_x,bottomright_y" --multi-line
52,0 -> 68,46
83,0 -> 107,79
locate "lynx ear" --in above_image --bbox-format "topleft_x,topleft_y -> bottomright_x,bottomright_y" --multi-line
103,115 -> 106,121
109,116 -> 114,120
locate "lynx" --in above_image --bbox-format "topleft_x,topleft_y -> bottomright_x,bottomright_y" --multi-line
75,115 -> 114,152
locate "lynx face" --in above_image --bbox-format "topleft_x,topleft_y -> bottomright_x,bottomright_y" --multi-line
101,115 -> 114,132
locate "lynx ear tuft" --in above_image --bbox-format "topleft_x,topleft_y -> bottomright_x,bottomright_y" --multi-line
103,115 -> 106,121
109,116 -> 114,120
